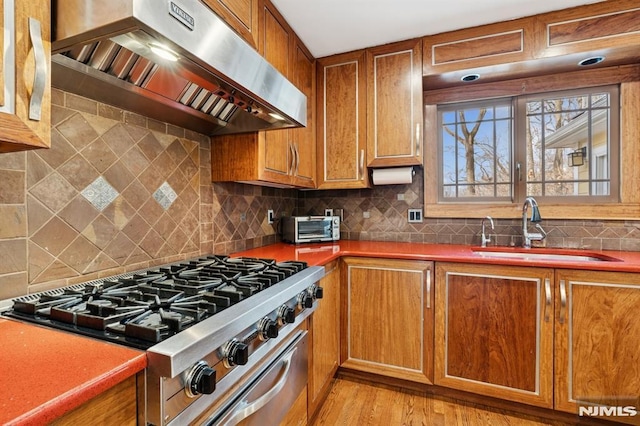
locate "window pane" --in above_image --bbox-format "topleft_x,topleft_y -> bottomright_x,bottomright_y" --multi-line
438,101 -> 512,201
523,88 -> 614,198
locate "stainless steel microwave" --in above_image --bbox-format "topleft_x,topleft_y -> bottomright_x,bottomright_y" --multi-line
282,216 -> 340,244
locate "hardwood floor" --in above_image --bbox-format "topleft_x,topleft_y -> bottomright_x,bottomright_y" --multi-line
311,377 -> 571,426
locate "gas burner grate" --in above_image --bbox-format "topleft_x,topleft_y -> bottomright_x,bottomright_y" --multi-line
3,255 -> 308,349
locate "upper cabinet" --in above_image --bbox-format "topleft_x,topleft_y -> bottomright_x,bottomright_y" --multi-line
211,0 -> 316,188
316,50 -> 369,189
422,0 -> 640,91
366,39 -> 423,167
202,0 -> 260,48
539,0 -> 640,61
0,0 -> 51,153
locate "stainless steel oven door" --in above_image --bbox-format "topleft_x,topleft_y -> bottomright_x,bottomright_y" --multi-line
204,330 -> 308,426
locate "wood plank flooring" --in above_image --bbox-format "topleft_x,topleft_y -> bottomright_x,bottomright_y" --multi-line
311,377 -> 571,426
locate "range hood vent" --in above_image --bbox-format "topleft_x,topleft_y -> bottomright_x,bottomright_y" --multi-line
52,0 -> 306,136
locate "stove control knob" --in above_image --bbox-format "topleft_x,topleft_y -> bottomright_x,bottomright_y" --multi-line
277,305 -> 296,325
309,284 -> 324,300
297,291 -> 313,309
185,361 -> 216,398
258,317 -> 279,340
223,339 -> 249,367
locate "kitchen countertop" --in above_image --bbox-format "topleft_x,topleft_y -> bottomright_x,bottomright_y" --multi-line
4,240 -> 640,425
232,240 -> 640,272
0,318 -> 146,426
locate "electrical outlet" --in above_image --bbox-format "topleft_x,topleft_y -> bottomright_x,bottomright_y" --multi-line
397,193 -> 405,201
408,209 -> 423,223
267,209 -> 274,224
324,208 -> 333,217
240,212 -> 247,222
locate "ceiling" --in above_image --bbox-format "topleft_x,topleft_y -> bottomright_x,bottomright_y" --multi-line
270,0 -> 606,58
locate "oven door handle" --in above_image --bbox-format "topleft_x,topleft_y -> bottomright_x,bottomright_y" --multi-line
221,347 -> 297,425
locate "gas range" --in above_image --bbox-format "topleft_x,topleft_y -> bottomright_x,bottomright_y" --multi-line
1,255 -> 325,425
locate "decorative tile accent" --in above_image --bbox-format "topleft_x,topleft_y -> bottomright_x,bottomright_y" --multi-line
154,181 -> 178,210
81,176 -> 120,212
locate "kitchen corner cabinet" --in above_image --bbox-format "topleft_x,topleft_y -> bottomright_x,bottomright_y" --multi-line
341,257 -> 433,384
366,39 -> 423,167
0,0 -> 51,153
211,1 -> 315,188
308,260 -> 340,420
316,51 -> 369,189
435,263 -> 554,408
202,0 -> 259,48
554,269 -> 640,419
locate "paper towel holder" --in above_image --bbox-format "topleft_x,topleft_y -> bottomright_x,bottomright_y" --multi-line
371,166 -> 415,185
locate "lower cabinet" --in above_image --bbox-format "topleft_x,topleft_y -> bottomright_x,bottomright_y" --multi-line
434,263 -> 554,408
308,260 -> 341,420
341,257 -> 433,384
555,269 -> 640,421
51,375 -> 137,426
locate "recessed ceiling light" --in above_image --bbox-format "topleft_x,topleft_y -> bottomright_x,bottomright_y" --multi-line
578,56 -> 605,66
461,73 -> 480,82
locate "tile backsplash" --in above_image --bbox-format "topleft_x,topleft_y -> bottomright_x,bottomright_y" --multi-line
1,91 -> 639,299
297,167 -> 640,251
0,91 -> 288,299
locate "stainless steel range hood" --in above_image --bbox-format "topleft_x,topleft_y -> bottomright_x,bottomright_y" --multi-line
52,0 -> 306,135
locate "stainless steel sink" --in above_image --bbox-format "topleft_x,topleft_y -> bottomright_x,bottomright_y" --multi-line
472,250 -> 615,262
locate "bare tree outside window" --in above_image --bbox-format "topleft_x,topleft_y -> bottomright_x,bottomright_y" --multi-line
440,101 -> 512,200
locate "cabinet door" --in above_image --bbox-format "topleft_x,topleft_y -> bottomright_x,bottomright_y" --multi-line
367,39 -> 423,167
555,269 -> 640,419
308,261 -> 340,419
435,263 -> 554,408
316,51 -> 369,189
290,38 -> 316,188
341,257 -> 433,383
0,0 -> 51,153
201,0 -> 259,48
257,0 -> 293,186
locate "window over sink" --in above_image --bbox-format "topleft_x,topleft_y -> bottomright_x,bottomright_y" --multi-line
437,85 -> 619,204
421,64 -> 640,221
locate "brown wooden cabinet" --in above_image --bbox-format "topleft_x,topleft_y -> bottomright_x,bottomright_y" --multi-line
211,0 -> 315,188
434,263 -> 554,408
308,260 -> 340,420
366,39 -> 423,167
554,269 -> 640,421
0,0 -> 51,153
202,0 -> 259,48
316,51 -> 369,189
340,257 -> 433,383
51,375 -> 137,425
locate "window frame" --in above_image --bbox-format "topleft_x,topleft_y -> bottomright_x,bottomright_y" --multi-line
514,85 -> 620,204
423,64 -> 640,220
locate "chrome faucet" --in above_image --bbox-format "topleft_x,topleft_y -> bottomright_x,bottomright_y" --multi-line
480,216 -> 494,247
522,197 -> 547,248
